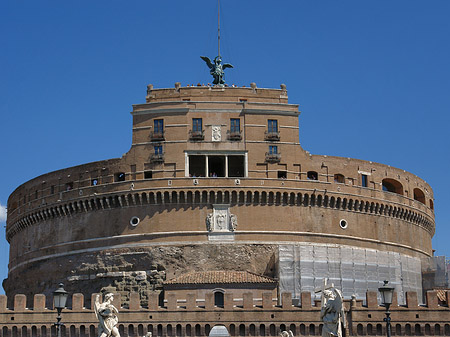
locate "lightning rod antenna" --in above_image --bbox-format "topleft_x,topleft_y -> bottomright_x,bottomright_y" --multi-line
218,0 -> 221,58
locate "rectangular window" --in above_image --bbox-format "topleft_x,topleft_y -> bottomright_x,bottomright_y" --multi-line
193,118 -> 202,132
361,174 -> 368,187
268,119 -> 278,133
154,145 -> 163,154
230,118 -> 240,133
154,119 -> 164,133
269,145 -> 278,154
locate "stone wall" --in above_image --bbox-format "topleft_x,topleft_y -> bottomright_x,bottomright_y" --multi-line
0,290 -> 449,336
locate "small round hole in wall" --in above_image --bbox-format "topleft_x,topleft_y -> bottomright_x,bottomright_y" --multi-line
339,219 -> 348,229
130,216 -> 140,227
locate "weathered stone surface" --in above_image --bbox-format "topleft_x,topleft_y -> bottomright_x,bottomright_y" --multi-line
3,244 -> 277,307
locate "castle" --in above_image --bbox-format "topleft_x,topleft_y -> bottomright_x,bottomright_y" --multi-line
2,82 -> 446,336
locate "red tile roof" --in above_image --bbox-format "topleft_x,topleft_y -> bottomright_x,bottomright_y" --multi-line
165,271 -> 277,285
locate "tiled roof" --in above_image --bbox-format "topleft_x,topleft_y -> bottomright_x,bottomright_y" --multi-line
165,271 -> 277,285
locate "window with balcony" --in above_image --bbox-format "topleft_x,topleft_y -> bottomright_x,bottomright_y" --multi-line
151,145 -> 164,162
190,118 -> 204,140
265,119 -> 280,140
151,119 -> 164,140
266,145 -> 280,163
228,118 -> 241,140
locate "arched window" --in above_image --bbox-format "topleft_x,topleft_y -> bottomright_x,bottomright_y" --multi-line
128,325 -> 135,337
205,325 -> 211,336
249,324 -> 256,336
382,178 -> 403,195
269,324 -> 276,336
260,324 -> 266,336
214,290 -> 224,308
405,324 -> 411,335
309,324 -> 315,336
414,188 -> 426,204
307,171 -> 318,180
334,174 -> 345,184
300,324 -> 306,336
114,172 -> 126,182
357,324 -> 364,335
376,324 -> 382,335
415,324 -> 421,336
434,324 -> 441,335
239,324 -> 246,336
194,324 -> 201,336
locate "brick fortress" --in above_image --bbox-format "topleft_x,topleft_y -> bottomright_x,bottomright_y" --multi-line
2,83 -> 447,336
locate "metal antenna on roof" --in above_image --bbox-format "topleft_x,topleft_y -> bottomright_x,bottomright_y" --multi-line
218,0 -> 221,58
200,0 -> 233,86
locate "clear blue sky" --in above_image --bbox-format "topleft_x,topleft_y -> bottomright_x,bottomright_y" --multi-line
1,1 -> 449,295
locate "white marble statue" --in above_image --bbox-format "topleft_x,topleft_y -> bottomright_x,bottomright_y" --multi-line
280,330 -> 294,337
94,293 -> 121,337
320,286 -> 345,337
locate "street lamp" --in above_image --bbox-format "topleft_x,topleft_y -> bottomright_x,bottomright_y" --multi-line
53,283 -> 69,337
378,280 -> 395,337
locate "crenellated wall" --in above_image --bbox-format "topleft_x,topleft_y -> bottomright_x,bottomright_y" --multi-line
0,291 -> 449,336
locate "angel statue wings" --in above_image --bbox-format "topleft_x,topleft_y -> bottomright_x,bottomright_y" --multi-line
320,287 -> 346,337
94,293 -> 121,337
200,55 -> 233,86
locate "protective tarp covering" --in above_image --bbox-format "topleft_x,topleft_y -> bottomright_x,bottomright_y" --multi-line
279,244 -> 422,305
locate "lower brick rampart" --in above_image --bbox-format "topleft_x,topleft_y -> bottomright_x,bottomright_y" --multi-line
1,290 -> 449,336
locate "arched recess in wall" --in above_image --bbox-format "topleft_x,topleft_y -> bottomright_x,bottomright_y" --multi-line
307,171 -> 318,180
213,289 -> 224,308
382,178 -> 403,195
414,188 -> 426,204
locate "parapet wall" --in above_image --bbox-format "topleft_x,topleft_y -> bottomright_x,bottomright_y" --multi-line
0,291 -> 449,336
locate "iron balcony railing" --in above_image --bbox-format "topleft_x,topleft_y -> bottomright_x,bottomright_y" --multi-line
189,130 -> 205,141
150,131 -> 165,141
150,153 -> 164,163
265,152 -> 281,163
227,129 -> 242,141
265,130 -> 280,141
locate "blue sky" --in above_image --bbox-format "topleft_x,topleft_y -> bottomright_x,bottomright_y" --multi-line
1,1 -> 449,295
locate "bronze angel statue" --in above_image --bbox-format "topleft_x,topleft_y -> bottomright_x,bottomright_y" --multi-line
200,55 -> 233,86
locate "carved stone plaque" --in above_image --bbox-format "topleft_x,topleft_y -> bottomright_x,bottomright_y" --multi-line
206,204 -> 237,241
211,125 -> 221,142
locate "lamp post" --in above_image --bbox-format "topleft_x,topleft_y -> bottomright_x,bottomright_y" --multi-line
53,283 -> 69,337
378,280 -> 395,337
